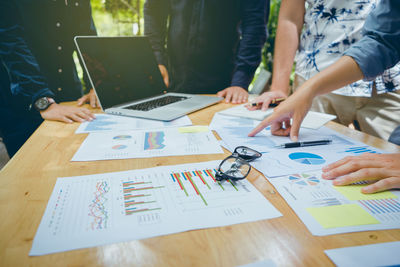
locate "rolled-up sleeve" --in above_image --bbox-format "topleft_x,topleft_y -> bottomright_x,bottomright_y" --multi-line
344,0 -> 400,81
231,0 -> 268,90
0,1 -> 54,110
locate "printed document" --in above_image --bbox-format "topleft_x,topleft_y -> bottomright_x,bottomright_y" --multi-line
269,170 -> 400,235
71,128 -> 223,161
76,114 -> 192,134
30,161 -> 282,255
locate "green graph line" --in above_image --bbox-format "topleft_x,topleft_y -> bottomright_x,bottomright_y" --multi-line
188,176 -> 208,206
228,180 -> 238,191
198,172 -> 211,190
176,175 -> 189,196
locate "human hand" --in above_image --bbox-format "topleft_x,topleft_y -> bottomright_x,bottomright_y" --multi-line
217,86 -> 248,104
248,87 -> 315,141
158,64 -> 169,88
322,153 -> 400,194
40,103 -> 95,123
77,89 -> 100,108
245,90 -> 288,111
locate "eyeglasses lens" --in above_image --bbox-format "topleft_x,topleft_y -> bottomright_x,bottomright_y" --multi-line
219,157 -> 250,179
235,147 -> 260,160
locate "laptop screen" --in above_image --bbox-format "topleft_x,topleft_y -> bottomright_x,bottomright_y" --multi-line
75,36 -> 167,110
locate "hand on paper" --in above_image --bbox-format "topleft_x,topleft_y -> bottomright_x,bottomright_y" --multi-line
217,86 -> 248,104
246,90 -> 288,111
77,89 -> 100,108
158,64 -> 169,88
248,87 -> 315,141
40,103 -> 95,123
322,153 -> 400,193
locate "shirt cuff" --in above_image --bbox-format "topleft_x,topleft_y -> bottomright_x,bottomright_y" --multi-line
154,51 -> 168,67
230,70 -> 253,90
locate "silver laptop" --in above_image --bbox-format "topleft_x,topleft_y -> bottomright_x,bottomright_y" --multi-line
74,36 -> 223,121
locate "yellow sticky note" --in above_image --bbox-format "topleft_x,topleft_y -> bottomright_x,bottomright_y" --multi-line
178,126 -> 209,133
334,185 -> 397,200
307,204 -> 379,229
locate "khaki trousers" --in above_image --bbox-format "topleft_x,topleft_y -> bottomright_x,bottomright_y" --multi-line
293,75 -> 400,140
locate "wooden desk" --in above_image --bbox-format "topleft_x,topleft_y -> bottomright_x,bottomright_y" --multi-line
1,102 -> 399,266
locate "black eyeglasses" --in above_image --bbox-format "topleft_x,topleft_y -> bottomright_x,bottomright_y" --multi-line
215,146 -> 262,182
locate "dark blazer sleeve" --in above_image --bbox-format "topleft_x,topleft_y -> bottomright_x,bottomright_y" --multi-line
231,0 -> 268,90
144,0 -> 170,66
0,0 -> 54,110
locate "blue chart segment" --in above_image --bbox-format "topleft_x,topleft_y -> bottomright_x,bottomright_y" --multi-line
289,152 -> 326,165
340,146 -> 380,154
113,135 -> 132,140
85,115 -> 117,131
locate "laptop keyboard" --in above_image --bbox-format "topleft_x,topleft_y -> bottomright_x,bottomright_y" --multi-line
125,95 -> 189,111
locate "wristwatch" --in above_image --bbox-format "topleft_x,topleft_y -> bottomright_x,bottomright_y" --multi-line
34,97 -> 55,111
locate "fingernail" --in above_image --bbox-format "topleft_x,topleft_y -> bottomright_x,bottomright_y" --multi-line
333,179 -> 344,186
362,186 -> 373,194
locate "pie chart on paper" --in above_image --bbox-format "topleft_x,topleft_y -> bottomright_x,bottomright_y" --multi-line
288,152 -> 326,165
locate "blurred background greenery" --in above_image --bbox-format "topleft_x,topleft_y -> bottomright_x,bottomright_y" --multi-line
91,0 -> 144,36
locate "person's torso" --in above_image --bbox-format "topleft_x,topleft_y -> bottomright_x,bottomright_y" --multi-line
167,0 -> 242,93
15,0 -> 96,101
295,0 -> 400,96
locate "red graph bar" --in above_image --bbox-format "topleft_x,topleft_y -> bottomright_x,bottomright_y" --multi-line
195,171 -> 206,184
187,175 -> 199,195
174,173 -> 183,190
206,169 -> 216,182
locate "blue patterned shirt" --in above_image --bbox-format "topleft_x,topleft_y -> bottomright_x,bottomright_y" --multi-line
295,0 -> 400,96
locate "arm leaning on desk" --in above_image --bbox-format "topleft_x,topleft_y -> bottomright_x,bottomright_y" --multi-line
0,101 -> 399,266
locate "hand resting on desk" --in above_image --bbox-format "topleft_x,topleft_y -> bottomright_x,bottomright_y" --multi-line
322,153 -> 400,193
40,103 -> 95,123
217,86 -> 249,104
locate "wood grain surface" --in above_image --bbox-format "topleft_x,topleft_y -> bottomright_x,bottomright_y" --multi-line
0,101 -> 399,267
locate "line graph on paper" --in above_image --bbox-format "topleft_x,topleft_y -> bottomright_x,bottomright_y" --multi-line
88,181 -> 110,230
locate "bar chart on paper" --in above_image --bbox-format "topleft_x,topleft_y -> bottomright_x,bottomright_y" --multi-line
30,161 -> 281,256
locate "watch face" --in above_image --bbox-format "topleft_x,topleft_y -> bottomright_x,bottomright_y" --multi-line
35,97 -> 50,110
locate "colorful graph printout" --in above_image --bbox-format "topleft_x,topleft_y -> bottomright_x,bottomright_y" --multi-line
144,132 -> 166,150
268,170 -> 400,235
71,128 -> 223,161
30,161 -> 281,255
